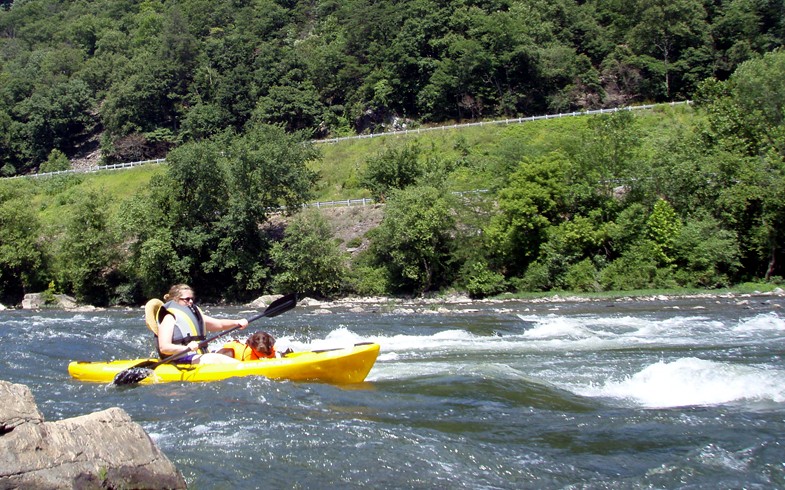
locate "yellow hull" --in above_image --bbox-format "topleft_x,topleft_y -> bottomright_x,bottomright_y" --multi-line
68,343 -> 380,385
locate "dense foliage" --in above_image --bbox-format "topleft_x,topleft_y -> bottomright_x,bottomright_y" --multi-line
1,0 -> 783,176
352,52 -> 785,299
1,59 -> 784,304
0,0 -> 784,305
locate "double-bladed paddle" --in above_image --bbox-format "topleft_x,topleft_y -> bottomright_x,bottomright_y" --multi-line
113,293 -> 298,386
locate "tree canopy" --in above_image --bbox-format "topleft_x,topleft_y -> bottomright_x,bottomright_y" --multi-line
1,0 -> 783,175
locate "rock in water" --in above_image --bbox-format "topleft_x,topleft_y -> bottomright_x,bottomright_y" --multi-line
0,380 -> 186,489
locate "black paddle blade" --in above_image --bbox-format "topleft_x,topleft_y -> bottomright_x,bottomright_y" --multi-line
246,293 -> 298,322
113,367 -> 154,385
265,293 -> 298,318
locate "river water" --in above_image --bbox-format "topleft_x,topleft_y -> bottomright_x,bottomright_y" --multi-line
2,294 -> 785,489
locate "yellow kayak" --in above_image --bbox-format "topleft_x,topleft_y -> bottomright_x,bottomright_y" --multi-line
68,342 -> 380,385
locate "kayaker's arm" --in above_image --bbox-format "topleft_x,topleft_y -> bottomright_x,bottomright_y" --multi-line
203,315 -> 249,333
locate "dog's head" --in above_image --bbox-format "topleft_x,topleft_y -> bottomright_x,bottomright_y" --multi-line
246,331 -> 276,356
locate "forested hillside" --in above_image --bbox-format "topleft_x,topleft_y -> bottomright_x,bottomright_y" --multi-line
1,0 -> 783,175
0,0 -> 784,307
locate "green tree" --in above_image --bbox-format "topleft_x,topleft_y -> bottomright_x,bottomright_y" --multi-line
673,214 -> 740,287
39,149 -> 70,173
361,142 -> 423,202
729,50 -> 785,155
270,210 -> 347,297
646,198 -> 681,265
13,78 -> 93,166
252,81 -> 327,133
159,6 -> 197,97
368,185 -> 456,293
129,124 -> 318,301
625,0 -> 712,99
529,214 -> 607,290
54,190 -> 119,306
711,0 -> 785,77
114,185 -> 184,300
485,152 -> 568,276
0,196 -> 45,304
569,110 -> 644,218
0,106 -> 14,175
179,103 -> 229,141
691,52 -> 785,279
100,53 -> 175,138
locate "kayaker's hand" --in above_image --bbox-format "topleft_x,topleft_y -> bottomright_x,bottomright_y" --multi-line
186,341 -> 200,352
236,319 -> 248,330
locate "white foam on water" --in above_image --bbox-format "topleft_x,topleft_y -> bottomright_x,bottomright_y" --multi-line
282,310 -> 747,358
277,326 -> 367,351
289,316 -> 714,367
520,315 -> 600,339
734,312 -> 785,332
694,443 -> 752,472
366,361 -> 458,381
284,327 -> 491,354
262,312 -> 785,405
577,357 -> 785,408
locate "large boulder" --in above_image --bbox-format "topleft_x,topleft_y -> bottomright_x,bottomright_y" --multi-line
20,293 -> 95,311
246,294 -> 284,309
20,293 -> 45,309
0,380 -> 186,489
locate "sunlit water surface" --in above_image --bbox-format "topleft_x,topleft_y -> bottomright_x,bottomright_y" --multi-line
2,296 -> 784,489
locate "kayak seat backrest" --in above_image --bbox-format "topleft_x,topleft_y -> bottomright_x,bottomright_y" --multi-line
144,298 -> 170,336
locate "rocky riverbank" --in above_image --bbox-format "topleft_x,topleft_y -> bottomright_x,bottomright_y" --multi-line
292,288 -> 785,315
6,288 -> 784,315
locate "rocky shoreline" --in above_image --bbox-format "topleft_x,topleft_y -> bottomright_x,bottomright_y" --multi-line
6,288 -> 784,315
291,288 -> 785,314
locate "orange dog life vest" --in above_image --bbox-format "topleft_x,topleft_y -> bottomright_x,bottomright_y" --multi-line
220,340 -> 275,360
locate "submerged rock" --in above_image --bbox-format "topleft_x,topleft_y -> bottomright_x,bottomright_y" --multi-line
0,380 -> 186,489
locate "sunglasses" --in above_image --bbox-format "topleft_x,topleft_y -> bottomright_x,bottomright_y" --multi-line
179,297 -> 196,303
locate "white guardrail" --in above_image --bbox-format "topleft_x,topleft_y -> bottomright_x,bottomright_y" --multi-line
11,101 -> 691,182
295,190 -> 489,210
303,198 -> 376,208
9,158 -> 167,179
314,102 -> 690,144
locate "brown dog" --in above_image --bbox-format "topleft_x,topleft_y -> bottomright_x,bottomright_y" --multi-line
247,331 -> 276,357
217,331 -> 277,360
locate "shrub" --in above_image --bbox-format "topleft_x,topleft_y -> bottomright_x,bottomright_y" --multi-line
599,241 -> 661,291
514,261 -> 552,292
564,259 -> 600,292
460,260 -> 507,298
347,264 -> 390,297
270,210 -> 348,298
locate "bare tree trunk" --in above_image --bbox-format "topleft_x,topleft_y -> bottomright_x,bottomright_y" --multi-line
766,244 -> 777,280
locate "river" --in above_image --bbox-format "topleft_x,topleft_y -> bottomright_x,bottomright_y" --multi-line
2,294 -> 784,489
